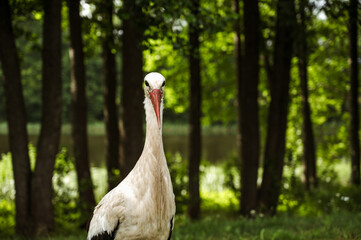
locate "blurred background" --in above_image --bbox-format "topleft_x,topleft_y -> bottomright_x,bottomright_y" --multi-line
0,0 -> 360,239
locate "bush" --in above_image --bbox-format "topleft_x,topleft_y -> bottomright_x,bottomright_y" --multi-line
0,146 -> 83,235
53,148 -> 81,230
167,152 -> 189,214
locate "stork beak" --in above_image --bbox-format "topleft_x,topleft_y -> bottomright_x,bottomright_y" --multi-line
149,89 -> 162,129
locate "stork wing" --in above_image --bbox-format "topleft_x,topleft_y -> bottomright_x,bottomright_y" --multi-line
87,218 -> 120,240
87,191 -> 125,240
167,216 -> 174,240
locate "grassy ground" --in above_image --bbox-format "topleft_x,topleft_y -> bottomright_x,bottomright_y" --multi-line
2,212 -> 361,240
172,212 -> 361,240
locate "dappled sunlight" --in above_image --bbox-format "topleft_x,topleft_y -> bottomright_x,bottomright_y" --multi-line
201,190 -> 238,213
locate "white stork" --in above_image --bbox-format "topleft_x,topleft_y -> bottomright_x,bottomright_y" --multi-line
87,72 -> 176,240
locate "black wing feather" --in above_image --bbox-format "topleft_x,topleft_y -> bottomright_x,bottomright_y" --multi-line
89,221 -> 120,240
167,216 -> 174,240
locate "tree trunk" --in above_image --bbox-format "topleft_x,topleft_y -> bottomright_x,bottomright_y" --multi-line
188,0 -> 202,220
120,0 -> 144,180
0,0 -> 32,236
240,0 -> 260,216
31,0 -> 62,235
297,0 -> 317,190
233,0 -> 243,213
68,0 -> 96,223
259,0 -> 296,215
349,0 -> 360,186
101,0 -> 121,191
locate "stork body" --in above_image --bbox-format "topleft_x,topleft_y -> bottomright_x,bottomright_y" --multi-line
87,73 -> 176,240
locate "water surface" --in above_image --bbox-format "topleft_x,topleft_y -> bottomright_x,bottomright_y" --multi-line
0,133 -> 237,167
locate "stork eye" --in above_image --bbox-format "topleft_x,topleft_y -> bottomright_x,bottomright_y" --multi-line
145,81 -> 149,87
162,81 -> 165,87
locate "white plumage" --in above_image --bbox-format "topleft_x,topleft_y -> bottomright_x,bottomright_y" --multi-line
87,72 -> 176,240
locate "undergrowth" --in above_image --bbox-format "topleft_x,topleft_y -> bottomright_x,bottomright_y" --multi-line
1,146 -> 361,239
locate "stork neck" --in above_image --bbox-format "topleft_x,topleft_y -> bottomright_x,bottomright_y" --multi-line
144,98 -> 164,155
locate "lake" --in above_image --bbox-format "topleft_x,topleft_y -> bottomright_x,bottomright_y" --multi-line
0,133 -> 237,167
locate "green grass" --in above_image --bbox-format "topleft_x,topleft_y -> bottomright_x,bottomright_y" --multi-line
171,212 -> 361,240
2,212 -> 361,240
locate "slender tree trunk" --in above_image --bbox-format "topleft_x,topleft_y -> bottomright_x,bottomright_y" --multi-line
259,0 -> 296,215
101,0 -> 120,190
31,0 -> 62,235
240,0 -> 260,216
68,0 -> 96,223
233,0 -> 243,213
188,0 -> 202,220
298,0 -> 317,190
0,0 -> 32,236
349,0 -> 360,186
120,0 -> 144,180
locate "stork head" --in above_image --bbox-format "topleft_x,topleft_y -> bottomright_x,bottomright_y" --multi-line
144,72 -> 165,129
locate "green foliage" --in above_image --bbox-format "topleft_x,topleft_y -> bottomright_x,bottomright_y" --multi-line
144,38 -> 190,122
91,167 -> 108,201
200,31 -> 236,125
275,160 -> 361,216
221,150 -> 361,217
0,0 -> 354,137
279,181 -> 361,216
0,146 -> 83,234
167,152 -> 189,213
166,153 -> 240,214
0,143 -> 36,202
52,148 -> 81,229
222,153 -> 241,199
0,152 -> 14,201
201,189 -> 238,214
0,199 -> 15,237
0,152 -> 15,237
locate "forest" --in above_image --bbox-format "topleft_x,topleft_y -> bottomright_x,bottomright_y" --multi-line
0,0 -> 360,239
